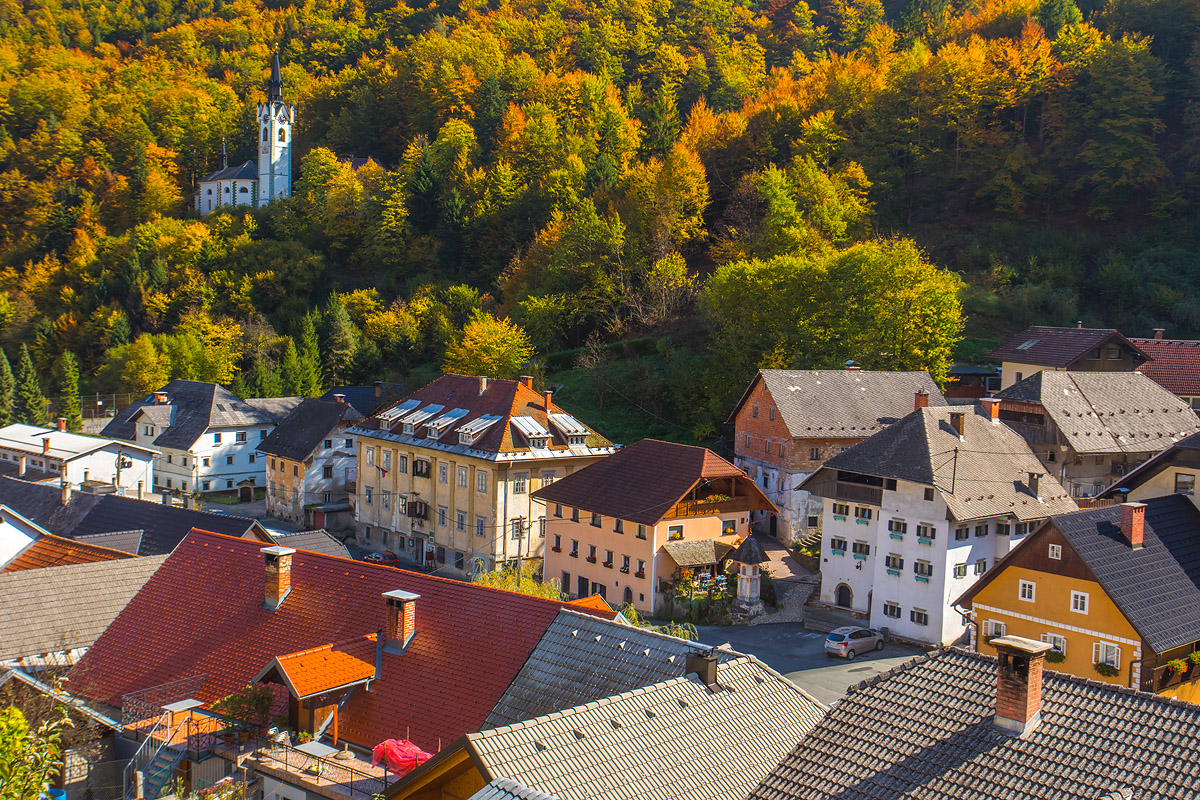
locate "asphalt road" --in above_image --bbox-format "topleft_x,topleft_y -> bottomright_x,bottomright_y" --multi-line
693,622 -> 925,707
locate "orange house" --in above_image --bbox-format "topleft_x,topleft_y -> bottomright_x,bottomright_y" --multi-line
958,496 -> 1200,703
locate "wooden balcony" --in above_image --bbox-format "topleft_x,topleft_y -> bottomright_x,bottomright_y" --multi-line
1146,660 -> 1200,693
806,481 -> 883,506
669,496 -> 756,518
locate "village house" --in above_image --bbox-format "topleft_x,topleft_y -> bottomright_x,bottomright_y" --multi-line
1102,429 -> 1200,504
0,505 -> 133,573
992,370 -> 1200,498
0,422 -> 156,496
350,374 -> 615,575
533,438 -> 775,613
727,369 -> 947,544
958,497 -> 1200,705
747,637 -> 1200,799
799,402 -> 1076,645
258,396 -> 362,530
101,380 -> 300,500
988,324 -> 1149,389
1128,327 -> 1200,409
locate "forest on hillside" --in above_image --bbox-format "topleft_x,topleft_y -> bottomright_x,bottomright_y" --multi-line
1,0 -> 1198,438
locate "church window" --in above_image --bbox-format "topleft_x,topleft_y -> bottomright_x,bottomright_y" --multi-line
206,189 -> 212,195
263,127 -> 269,141
224,186 -> 230,193
278,128 -> 287,142
239,186 -> 248,193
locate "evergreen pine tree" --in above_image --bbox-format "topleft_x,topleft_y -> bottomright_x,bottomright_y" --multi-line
321,295 -> 357,387
250,350 -> 282,398
55,352 -> 82,432
280,338 -> 302,396
13,345 -> 46,426
0,350 -> 13,427
298,315 -> 323,397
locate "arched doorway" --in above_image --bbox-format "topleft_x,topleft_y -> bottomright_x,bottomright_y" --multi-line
623,586 -> 633,606
835,583 -> 853,609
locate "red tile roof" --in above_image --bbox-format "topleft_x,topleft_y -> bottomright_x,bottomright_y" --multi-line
1130,337 -> 1200,395
531,439 -> 775,526
2,533 -> 134,572
264,635 -> 379,698
988,326 -> 1148,367
68,530 -> 590,752
564,595 -> 618,620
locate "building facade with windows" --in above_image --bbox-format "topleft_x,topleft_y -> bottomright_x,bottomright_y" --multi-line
0,422 -> 156,496
100,381 -> 300,498
349,375 -> 615,575
993,370 -> 1200,499
727,369 -> 948,546
959,496 -> 1200,703
800,401 -> 1077,645
533,439 -> 775,614
258,396 -> 362,529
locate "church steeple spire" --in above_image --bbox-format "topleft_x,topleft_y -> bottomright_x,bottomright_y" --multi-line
268,50 -> 284,103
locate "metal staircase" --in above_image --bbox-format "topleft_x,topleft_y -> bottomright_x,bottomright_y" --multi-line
124,714 -> 187,799
139,742 -> 186,799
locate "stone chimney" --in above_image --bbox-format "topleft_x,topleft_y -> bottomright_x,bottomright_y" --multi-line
1154,328 -> 1165,340
334,393 -> 346,404
685,650 -> 719,689
992,635 -> 1053,736
479,376 -> 488,396
383,589 -> 420,653
1028,472 -> 1040,499
17,455 -> 25,476
519,375 -> 534,389
915,390 -> 930,410
1120,502 -> 1145,549
544,390 -> 553,413
162,492 -> 171,505
60,478 -> 70,504
949,411 -> 965,438
56,417 -> 66,432
375,380 -> 383,398
153,391 -> 168,405
1076,320 -> 1083,328
261,546 -> 296,610
980,398 -> 1001,424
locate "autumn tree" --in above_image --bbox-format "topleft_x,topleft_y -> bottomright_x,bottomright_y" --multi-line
442,313 -> 534,379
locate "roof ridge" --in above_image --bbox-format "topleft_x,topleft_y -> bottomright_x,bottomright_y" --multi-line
276,632 -> 378,661
846,647 -> 943,694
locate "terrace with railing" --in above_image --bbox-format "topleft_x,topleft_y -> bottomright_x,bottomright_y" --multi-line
254,741 -> 394,800
123,674 -> 208,732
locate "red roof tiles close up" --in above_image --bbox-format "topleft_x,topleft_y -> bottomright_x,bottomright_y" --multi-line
1130,336 -> 1200,396
3,533 -> 134,573
68,530 -> 586,751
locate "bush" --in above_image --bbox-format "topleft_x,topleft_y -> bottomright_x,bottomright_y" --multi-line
1093,662 -> 1120,678
1168,658 -> 1188,675
1045,650 -> 1065,663
1188,651 -> 1200,666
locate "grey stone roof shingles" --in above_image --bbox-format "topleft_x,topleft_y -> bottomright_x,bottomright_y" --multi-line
472,656 -> 826,800
0,555 -> 167,659
996,371 -> 1200,455
257,398 -> 362,462
810,406 -> 1077,522
748,647 -> 1200,800
73,530 -> 145,555
661,538 -> 733,568
270,530 -> 351,560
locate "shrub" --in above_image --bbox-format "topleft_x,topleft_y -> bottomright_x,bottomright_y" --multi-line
1188,651 -> 1200,666
1045,650 -> 1065,663
1093,662 -> 1120,678
1167,659 -> 1188,675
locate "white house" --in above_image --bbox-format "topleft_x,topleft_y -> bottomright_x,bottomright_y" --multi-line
0,422 -> 156,497
100,381 -> 300,498
799,401 -> 1078,645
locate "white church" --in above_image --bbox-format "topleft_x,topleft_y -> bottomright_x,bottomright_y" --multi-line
195,52 -> 295,215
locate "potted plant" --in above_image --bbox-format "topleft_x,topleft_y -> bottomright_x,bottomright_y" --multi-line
296,731 -> 313,745
1094,662 -> 1120,678
1167,658 -> 1188,675
1045,650 -> 1065,663
1189,651 -> 1200,667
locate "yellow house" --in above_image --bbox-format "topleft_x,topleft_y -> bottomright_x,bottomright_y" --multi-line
958,497 -> 1200,703
349,374 -> 615,575
532,438 -> 776,614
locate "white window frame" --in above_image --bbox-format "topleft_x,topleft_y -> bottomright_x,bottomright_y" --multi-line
1041,633 -> 1067,655
983,619 -> 1006,638
458,467 -> 468,488
477,470 -> 487,493
1048,544 -> 1062,560
1019,580 -> 1036,602
1071,591 -> 1089,614
513,474 -> 528,494
1093,641 -> 1120,668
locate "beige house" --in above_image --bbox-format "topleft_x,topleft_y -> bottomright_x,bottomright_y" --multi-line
349,374 -> 615,575
988,325 -> 1148,389
532,438 -> 776,614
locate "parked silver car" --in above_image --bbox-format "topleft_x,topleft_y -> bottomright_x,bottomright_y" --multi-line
824,626 -> 885,660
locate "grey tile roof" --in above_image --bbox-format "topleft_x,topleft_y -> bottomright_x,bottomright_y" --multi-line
996,371 -> 1200,454
485,610 -> 741,728
257,398 -> 361,461
199,160 -> 258,182
468,779 -> 560,800
748,648 -> 1200,800
73,530 -> 145,555
270,530 -> 351,559
988,326 -> 1148,367
810,406 -> 1077,522
728,535 -> 769,565
470,656 -> 825,800
1051,495 -> 1200,653
0,555 -> 167,659
321,384 -> 408,417
101,381 -> 299,450
729,370 -> 947,434
661,538 -> 733,567
1102,430 -> 1200,497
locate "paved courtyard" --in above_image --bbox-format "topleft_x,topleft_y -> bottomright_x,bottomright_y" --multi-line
694,622 -> 925,707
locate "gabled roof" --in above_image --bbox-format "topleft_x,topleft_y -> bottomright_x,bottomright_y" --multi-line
199,160 -> 258,183
69,531 -> 603,751
1130,335 -> 1200,394
530,439 -> 773,526
728,535 -> 769,565
2,532 -> 134,573
268,529 -> 351,559
257,398 -> 362,461
321,383 -> 408,417
353,375 -> 614,462
410,657 -> 825,800
0,423 -> 156,459
0,555 -> 166,659
484,609 -> 743,729
258,634 -> 378,699
747,648 -> 1200,800
101,381 -> 300,451
988,325 -> 1149,367
726,370 -> 947,434
806,406 -> 1076,522
74,530 -> 144,555
1102,430 -> 1200,497
996,371 -> 1200,454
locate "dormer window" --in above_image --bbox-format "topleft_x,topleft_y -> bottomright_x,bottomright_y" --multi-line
529,436 -> 549,448
567,434 -> 586,446
403,423 -> 415,435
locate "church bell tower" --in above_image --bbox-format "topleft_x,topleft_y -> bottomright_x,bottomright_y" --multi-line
257,51 -> 294,204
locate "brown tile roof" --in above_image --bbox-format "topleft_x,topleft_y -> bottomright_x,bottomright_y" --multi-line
1130,336 -> 1200,395
531,439 -> 774,526
265,634 -> 379,698
2,533 -> 135,573
988,326 -> 1148,367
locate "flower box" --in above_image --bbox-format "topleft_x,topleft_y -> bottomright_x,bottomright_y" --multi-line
886,568 -> 900,576
855,519 -> 870,525
889,533 -> 904,540
634,571 -> 645,578
831,549 -> 846,556
853,553 -> 867,560
569,551 -> 578,558
918,537 -> 933,546
619,567 -> 630,573
551,546 -> 561,552
603,562 -> 613,569
586,556 -> 597,563
832,515 -> 847,522
915,575 -> 930,583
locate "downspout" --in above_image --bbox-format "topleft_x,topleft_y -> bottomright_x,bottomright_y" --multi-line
1128,651 -> 1153,691
500,465 -> 509,566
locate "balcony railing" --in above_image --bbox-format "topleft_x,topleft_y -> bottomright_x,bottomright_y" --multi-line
1147,660 -> 1200,693
807,481 -> 883,506
670,496 -> 756,518
122,674 -> 207,730
257,741 -> 392,800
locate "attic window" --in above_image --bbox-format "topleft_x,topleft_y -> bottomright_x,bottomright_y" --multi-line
530,436 -> 549,448
567,434 -> 586,446
1015,338 -> 1039,351
403,423 -> 415,435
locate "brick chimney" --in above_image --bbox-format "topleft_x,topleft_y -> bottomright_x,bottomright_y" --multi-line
375,380 -> 383,398
992,635 -> 1053,736
980,398 -> 1001,424
915,390 -> 930,410
42,438 -> 50,455
1120,502 -> 1145,549
1028,472 -> 1040,499
479,376 -> 488,396
383,589 -> 420,653
56,417 -> 66,432
949,411 -> 965,438
261,546 -> 296,610
1154,328 -> 1165,340
153,391 -> 168,405
519,375 -> 534,389
334,393 -> 346,404
685,650 -> 719,689
544,390 -> 553,413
